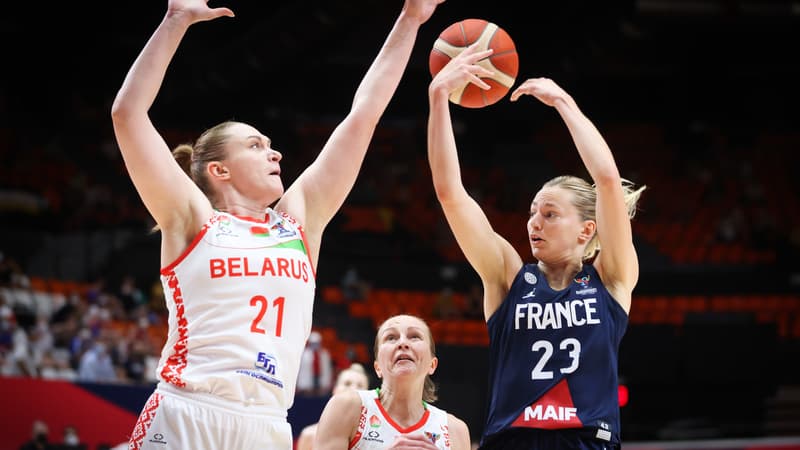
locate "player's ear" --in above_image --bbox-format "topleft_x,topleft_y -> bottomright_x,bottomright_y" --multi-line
428,356 -> 438,375
578,220 -> 596,244
208,161 -> 230,180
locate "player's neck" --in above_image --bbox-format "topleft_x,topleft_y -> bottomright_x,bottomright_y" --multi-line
377,386 -> 426,426
538,260 -> 583,291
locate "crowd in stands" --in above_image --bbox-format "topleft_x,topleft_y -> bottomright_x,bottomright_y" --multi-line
0,250 -> 164,385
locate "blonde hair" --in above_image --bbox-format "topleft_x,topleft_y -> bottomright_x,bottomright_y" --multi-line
374,315 -> 438,403
543,175 -> 646,262
337,362 -> 368,383
151,121 -> 238,233
174,121 -> 239,205
344,362 -> 367,376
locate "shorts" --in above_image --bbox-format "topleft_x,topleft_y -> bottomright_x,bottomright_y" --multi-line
128,385 -> 293,450
478,428 -> 621,450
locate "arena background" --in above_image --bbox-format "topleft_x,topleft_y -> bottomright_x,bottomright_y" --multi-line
1,0 -> 799,448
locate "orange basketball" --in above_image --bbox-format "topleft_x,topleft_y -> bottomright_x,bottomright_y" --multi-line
429,18 -> 519,108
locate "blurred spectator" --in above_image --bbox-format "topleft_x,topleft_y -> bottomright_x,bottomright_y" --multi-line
3,319 -> 36,377
77,339 -> 117,383
148,279 -> 167,317
716,207 -> 745,243
83,278 -> 106,306
296,331 -> 333,396
462,283 -> 484,320
59,425 -> 86,449
432,287 -> 459,320
19,419 -> 53,450
0,298 -> 13,351
69,327 -> 93,369
0,251 -> 23,287
49,293 -> 82,350
124,338 -> 151,384
116,274 -> 145,315
340,266 -> 370,301
39,348 -> 77,381
29,317 -> 54,368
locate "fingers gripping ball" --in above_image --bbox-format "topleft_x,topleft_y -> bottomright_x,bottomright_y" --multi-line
429,19 -> 519,108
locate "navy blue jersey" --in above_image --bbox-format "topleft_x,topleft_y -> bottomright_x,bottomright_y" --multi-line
481,264 -> 628,446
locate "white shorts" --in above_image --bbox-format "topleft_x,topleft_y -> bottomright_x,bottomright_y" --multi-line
128,385 -> 293,450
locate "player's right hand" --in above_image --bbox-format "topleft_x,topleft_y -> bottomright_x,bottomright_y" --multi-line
167,0 -> 234,25
430,43 -> 494,97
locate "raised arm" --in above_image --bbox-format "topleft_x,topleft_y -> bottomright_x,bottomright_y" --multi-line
427,44 -> 523,319
276,0 -> 443,248
511,78 -> 639,311
313,390 -> 363,450
110,0 -> 233,242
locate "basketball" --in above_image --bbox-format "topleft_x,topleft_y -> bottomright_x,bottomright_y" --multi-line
429,18 -> 519,108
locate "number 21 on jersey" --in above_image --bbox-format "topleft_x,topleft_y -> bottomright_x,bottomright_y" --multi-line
250,295 -> 285,336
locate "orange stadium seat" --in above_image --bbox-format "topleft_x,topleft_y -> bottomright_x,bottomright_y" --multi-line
321,286 -> 344,304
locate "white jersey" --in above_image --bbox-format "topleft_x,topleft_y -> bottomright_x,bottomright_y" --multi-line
350,389 -> 453,450
156,209 -> 316,412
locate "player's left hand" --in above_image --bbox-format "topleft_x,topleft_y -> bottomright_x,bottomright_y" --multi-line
430,43 -> 495,96
510,77 -> 570,106
403,0 -> 447,25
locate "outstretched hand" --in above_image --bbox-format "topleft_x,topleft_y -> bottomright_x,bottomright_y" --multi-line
403,0 -> 446,25
430,43 -> 495,97
167,0 -> 234,24
510,77 -> 571,107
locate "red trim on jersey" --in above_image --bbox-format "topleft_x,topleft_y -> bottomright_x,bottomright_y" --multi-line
374,397 -> 431,434
297,225 -> 316,280
349,406 -> 368,449
510,379 -> 583,429
348,430 -> 363,450
160,217 -> 212,275
160,270 -> 189,387
129,392 -> 162,449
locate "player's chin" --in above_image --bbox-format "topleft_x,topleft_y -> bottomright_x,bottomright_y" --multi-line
530,245 -> 546,260
269,179 -> 285,195
390,362 -> 418,375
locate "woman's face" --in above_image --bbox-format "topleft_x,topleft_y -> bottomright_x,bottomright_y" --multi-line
527,186 -> 587,262
217,123 -> 284,202
374,315 -> 437,383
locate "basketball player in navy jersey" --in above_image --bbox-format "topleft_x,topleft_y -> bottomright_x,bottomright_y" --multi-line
426,44 -> 646,449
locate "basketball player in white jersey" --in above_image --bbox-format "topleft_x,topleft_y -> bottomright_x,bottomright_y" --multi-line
110,0 -> 446,447
313,315 -> 471,450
